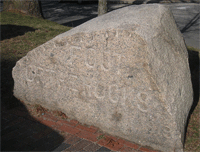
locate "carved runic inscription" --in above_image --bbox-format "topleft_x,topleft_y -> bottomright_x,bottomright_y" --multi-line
136,92 -> 148,112
94,83 -> 106,99
68,46 -> 81,65
24,29 -> 171,139
85,48 -> 96,68
109,84 -> 119,103
25,29 -> 158,110
101,51 -> 110,71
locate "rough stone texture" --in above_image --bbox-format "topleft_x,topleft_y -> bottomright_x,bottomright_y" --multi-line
12,4 -> 193,152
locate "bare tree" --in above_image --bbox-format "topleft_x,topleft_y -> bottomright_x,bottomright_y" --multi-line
3,0 -> 43,18
98,0 -> 107,16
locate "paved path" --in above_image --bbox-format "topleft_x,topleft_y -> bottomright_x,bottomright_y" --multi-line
40,1 -> 200,49
167,3 -> 200,49
1,104 -> 159,152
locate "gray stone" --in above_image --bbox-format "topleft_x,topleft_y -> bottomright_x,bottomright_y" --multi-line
12,4 -> 193,152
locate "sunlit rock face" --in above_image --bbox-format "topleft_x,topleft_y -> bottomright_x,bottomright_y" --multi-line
12,4 -> 193,152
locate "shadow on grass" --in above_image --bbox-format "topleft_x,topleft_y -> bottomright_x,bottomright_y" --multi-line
132,0 -> 162,4
1,59 -> 22,109
61,15 -> 97,27
184,48 -> 199,143
1,24 -> 36,40
1,59 -> 66,151
188,49 -> 199,113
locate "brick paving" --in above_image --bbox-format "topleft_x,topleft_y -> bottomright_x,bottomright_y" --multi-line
1,104 -> 160,152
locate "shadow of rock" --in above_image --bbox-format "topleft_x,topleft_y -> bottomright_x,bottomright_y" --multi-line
184,49 -> 199,142
132,0 -> 145,4
146,0 -> 162,4
61,15 -> 97,27
59,1 -> 98,4
188,49 -> 199,113
41,1 -> 98,26
1,102 -> 65,151
1,59 -> 24,109
132,0 -> 162,4
1,58 -> 65,151
1,24 -> 36,40
181,12 -> 200,33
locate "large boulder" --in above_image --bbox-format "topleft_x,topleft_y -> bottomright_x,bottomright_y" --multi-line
12,4 -> 193,152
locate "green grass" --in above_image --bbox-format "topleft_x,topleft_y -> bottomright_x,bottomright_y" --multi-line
97,134 -> 106,140
1,11 -> 199,151
1,11 -> 71,61
184,101 -> 200,151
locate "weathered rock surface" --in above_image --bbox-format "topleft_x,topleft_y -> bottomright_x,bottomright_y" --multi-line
12,4 -> 193,152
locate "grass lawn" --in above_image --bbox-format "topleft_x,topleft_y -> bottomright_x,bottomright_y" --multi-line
1,11 -> 199,151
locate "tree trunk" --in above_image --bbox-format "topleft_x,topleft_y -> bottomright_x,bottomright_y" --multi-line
3,0 -> 43,18
98,0 -> 107,16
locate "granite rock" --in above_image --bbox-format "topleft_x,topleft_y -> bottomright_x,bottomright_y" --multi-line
12,4 -> 193,152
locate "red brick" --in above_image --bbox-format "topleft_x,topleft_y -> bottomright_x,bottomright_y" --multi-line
57,119 -> 77,127
139,146 -> 159,152
90,125 -> 99,131
26,106 -> 35,114
49,125 -> 58,131
104,135 -> 118,141
88,126 -> 98,133
95,132 -> 104,138
42,114 -> 58,122
57,125 -> 80,135
19,100 -> 25,104
76,124 -> 98,133
104,138 -> 124,151
40,119 -> 57,127
97,139 -> 108,147
70,119 -> 79,125
76,130 -> 99,142
42,110 -> 50,115
51,110 -> 68,119
120,146 -> 136,152
97,137 -> 110,146
34,116 -> 44,122
117,139 -> 140,150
